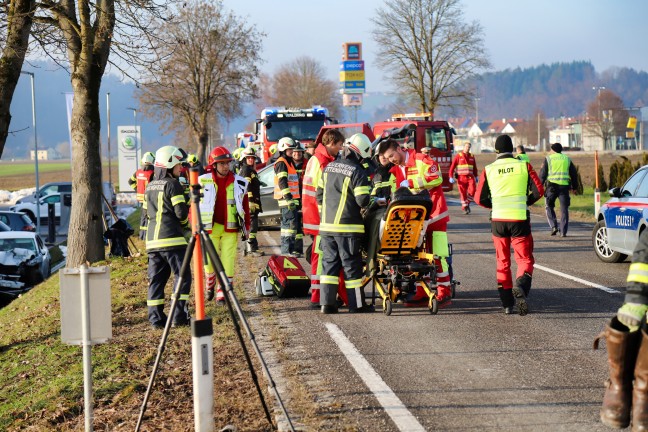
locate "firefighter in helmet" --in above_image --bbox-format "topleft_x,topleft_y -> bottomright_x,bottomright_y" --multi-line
238,146 -> 264,256
274,137 -> 302,257
128,151 -> 155,240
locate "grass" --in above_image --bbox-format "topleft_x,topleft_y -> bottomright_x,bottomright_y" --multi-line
0,162 -> 72,177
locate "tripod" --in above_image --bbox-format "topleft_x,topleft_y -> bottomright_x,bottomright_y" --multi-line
135,167 -> 295,432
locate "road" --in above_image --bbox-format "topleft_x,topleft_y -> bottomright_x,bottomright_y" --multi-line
246,199 -> 627,431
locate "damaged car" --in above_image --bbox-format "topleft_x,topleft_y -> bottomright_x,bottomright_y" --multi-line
0,232 -> 51,295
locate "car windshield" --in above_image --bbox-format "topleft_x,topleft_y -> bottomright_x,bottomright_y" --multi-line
265,118 -> 325,142
0,238 -> 36,252
424,128 -> 449,151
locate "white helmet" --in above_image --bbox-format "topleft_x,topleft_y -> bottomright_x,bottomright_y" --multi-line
239,146 -> 257,161
154,146 -> 186,169
141,151 -> 155,165
345,133 -> 372,159
278,137 -> 297,152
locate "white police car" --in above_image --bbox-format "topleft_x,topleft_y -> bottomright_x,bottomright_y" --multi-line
593,165 -> 648,263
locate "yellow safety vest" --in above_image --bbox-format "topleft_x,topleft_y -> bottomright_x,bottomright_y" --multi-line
198,173 -> 240,232
546,153 -> 570,185
485,158 -> 529,221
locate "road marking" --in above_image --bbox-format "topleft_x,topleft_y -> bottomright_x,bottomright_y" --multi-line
325,323 -> 426,432
534,263 -> 621,294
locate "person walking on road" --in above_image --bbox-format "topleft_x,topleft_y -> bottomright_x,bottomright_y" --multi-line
317,133 -> 373,314
449,141 -> 478,214
144,146 -> 191,329
475,135 -> 544,315
600,229 -> 648,430
238,147 -> 264,256
539,143 -> 578,237
274,137 -> 302,257
516,145 -> 530,163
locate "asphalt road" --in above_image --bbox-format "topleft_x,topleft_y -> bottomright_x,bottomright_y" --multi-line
249,199 -> 628,431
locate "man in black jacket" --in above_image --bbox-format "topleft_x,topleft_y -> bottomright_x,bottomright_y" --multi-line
539,143 -> 578,237
238,147 -> 264,256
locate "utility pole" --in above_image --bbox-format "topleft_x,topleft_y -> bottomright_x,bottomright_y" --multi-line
475,98 -> 480,125
21,71 -> 40,232
106,93 -> 111,185
537,111 -> 541,151
593,86 -> 606,150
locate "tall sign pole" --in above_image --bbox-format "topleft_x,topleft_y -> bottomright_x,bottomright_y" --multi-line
340,42 -> 365,121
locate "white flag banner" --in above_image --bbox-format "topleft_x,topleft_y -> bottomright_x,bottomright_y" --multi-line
65,92 -> 74,158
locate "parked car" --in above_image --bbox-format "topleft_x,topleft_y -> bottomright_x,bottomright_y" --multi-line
0,231 -> 51,289
0,211 -> 36,232
593,165 -> 648,263
257,162 -> 281,227
15,181 -> 117,215
10,193 -> 61,223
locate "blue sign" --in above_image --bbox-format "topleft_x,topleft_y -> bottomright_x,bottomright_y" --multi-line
339,61 -> 365,72
339,80 -> 365,89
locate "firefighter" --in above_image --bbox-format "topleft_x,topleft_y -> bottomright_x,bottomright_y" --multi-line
379,139 -> 453,308
516,145 -> 530,163
144,146 -> 191,329
292,142 -> 306,256
200,147 -> 251,304
539,143 -> 578,237
238,146 -> 264,256
274,137 -> 302,257
128,151 -> 155,240
600,229 -> 648,430
187,153 -> 205,175
268,143 -> 280,164
474,134 -> 544,315
232,148 -> 244,174
302,129 -> 345,308
449,141 -> 478,214
317,133 -> 373,314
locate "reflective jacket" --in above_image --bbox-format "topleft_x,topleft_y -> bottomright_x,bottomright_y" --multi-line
387,149 -> 449,225
144,174 -> 189,251
539,153 -> 577,188
475,154 -> 544,221
239,164 -> 262,211
199,171 -> 250,233
626,230 -> 648,305
317,155 -> 371,236
302,145 -> 336,235
129,166 -> 154,203
274,154 -> 300,206
449,151 -> 478,177
516,153 -> 530,163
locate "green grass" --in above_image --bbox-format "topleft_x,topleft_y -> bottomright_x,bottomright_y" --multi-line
531,187 -> 602,219
0,162 -> 72,177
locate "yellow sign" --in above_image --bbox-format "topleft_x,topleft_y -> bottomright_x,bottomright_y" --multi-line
339,71 -> 365,82
627,131 -> 636,139
627,116 -> 637,129
283,258 -> 298,270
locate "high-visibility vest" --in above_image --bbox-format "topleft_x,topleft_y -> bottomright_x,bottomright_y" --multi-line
517,154 -> 530,163
451,151 -> 477,176
485,158 -> 529,221
136,169 -> 153,203
546,153 -> 570,185
302,146 -> 336,235
274,156 -> 300,205
198,172 -> 241,232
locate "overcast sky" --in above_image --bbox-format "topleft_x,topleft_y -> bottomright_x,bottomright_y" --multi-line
227,0 -> 648,92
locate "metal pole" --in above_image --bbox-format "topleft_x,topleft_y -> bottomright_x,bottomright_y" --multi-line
106,93 -> 111,185
80,264 -> 94,431
21,72 -> 40,232
127,107 -> 138,174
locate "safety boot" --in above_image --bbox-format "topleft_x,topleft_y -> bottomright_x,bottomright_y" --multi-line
497,284 -> 514,315
632,328 -> 648,431
511,275 -> 529,316
596,317 -> 641,429
516,272 -> 532,297
215,289 -> 226,305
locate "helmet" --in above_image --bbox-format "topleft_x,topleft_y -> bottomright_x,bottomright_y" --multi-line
232,148 -> 243,160
278,137 -> 297,152
269,144 -> 278,155
293,141 -> 305,152
187,153 -> 199,165
239,147 -> 257,161
155,146 -> 186,169
345,133 -> 372,159
141,151 -> 155,166
208,146 -> 233,165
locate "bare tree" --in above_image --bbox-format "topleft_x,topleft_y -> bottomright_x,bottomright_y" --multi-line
138,0 -> 263,163
260,56 -> 342,119
586,89 -> 628,150
372,0 -> 491,115
515,109 -> 548,149
0,0 -> 35,158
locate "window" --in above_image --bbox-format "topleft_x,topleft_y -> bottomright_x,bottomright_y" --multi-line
635,170 -> 648,198
258,164 -> 276,188
425,128 -> 448,151
622,169 -> 646,197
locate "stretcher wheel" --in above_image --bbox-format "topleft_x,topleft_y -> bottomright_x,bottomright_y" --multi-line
429,297 -> 438,315
383,298 -> 392,316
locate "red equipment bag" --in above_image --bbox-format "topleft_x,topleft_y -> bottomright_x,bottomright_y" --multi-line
264,255 -> 310,298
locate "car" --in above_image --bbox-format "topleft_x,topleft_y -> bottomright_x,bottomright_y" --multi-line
15,181 -> 117,217
0,231 -> 51,289
0,221 -> 11,232
10,193 -> 61,223
257,162 -> 281,227
593,165 -> 648,263
0,211 -> 36,232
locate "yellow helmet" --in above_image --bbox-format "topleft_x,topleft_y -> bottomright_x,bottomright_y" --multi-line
269,143 -> 278,155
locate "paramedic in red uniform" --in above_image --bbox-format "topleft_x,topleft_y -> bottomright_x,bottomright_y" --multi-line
475,134 -> 544,315
449,141 -> 478,214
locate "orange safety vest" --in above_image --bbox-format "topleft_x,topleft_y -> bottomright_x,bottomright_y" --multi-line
273,156 -> 301,203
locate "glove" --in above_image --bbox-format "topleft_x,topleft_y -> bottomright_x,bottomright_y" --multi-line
448,177 -> 455,184
617,302 -> 648,332
375,197 -> 387,206
399,180 -> 410,188
249,202 -> 260,212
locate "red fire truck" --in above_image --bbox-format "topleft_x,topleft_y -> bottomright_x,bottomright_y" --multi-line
372,113 -> 456,191
253,106 -> 335,162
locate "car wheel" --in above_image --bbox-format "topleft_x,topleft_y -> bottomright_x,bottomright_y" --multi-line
592,220 -> 627,263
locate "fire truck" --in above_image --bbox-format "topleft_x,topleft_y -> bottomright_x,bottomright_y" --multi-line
372,113 -> 456,191
253,106 -> 335,162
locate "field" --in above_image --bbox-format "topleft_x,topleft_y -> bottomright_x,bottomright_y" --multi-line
0,160 -> 116,191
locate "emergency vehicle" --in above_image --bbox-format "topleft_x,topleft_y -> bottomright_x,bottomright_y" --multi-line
372,113 -> 456,191
253,106 -> 335,162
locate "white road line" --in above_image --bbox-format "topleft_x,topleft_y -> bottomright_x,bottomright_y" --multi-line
534,263 -> 621,294
260,230 -> 281,255
325,323 -> 426,432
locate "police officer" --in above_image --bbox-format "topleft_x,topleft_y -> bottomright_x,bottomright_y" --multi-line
274,137 -> 302,257
238,146 -> 264,256
144,146 -> 191,329
539,143 -> 578,237
317,133 -> 373,314
475,135 -> 544,315
449,141 -> 478,214
128,152 -> 155,239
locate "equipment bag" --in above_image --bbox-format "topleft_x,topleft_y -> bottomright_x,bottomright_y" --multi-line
263,255 -> 310,298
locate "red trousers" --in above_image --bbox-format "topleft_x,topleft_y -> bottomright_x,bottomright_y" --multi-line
492,234 -> 534,289
457,175 -> 476,210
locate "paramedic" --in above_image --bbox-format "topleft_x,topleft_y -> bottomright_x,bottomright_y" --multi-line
449,141 -> 478,214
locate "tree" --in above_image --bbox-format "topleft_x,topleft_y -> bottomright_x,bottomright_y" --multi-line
0,0 -> 35,159
586,89 -> 628,150
259,56 -> 342,119
138,0 -> 262,163
372,0 -> 490,114
513,109 -> 548,149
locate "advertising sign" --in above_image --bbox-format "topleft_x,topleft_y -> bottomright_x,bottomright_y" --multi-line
117,125 -> 140,192
339,81 -> 365,89
343,94 -> 363,107
342,42 -> 362,60
339,71 -> 366,81
339,60 -> 365,71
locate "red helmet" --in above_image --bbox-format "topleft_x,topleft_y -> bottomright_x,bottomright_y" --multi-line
208,147 -> 233,165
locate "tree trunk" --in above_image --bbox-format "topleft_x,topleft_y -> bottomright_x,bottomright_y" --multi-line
194,129 -> 209,164
66,74 -> 105,267
0,0 -> 35,158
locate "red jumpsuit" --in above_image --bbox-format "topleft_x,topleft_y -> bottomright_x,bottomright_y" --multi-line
449,150 -> 478,213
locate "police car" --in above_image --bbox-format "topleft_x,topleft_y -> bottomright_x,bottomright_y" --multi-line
593,165 -> 648,263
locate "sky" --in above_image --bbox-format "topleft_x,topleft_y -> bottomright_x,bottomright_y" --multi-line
227,0 -> 648,93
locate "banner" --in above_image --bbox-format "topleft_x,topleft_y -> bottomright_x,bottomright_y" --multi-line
117,125 -> 140,192
65,93 -> 74,158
